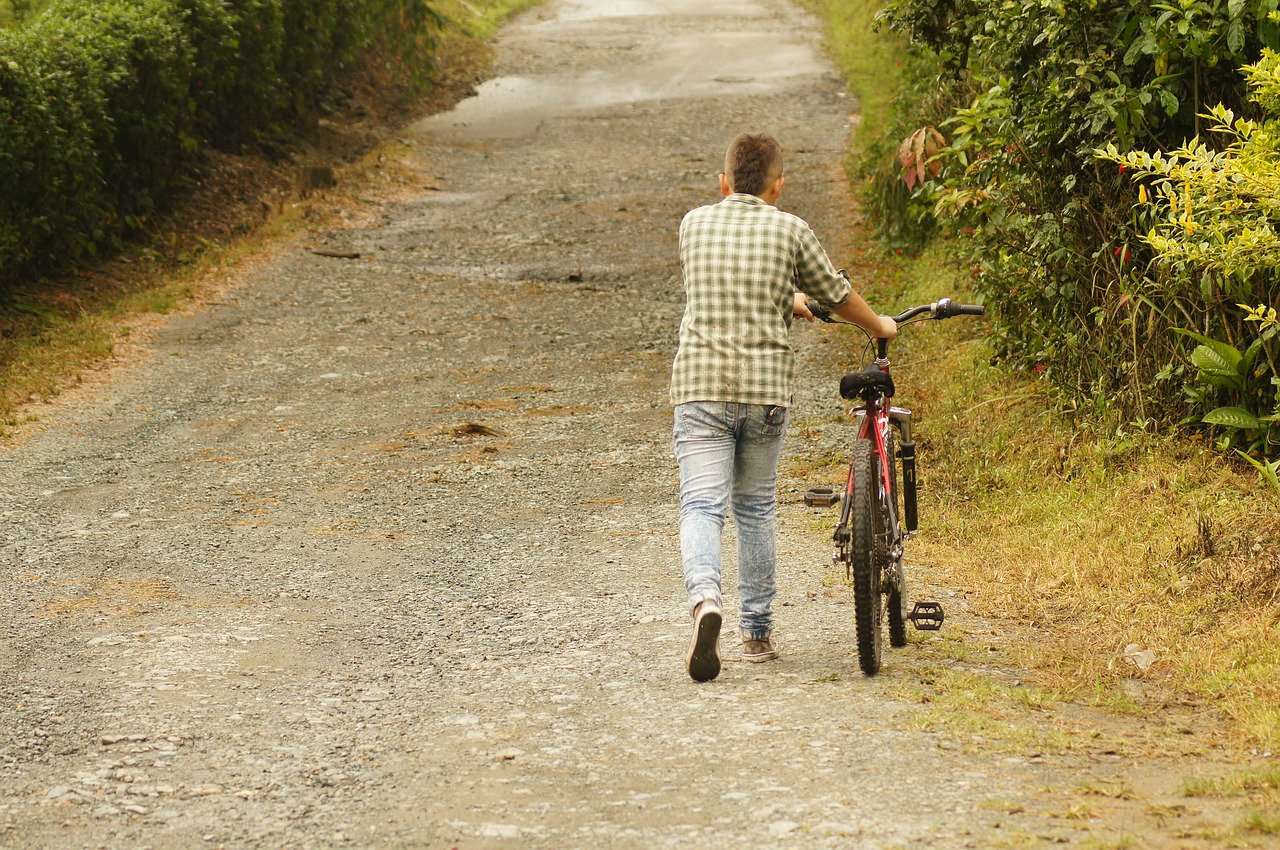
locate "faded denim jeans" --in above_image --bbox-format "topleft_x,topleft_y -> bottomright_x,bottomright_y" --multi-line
673,401 -> 788,640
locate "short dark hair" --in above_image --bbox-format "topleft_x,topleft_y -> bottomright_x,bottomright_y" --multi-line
723,132 -> 782,196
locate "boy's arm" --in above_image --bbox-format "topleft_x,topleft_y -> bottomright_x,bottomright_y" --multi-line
793,224 -> 895,338
830,290 -> 897,339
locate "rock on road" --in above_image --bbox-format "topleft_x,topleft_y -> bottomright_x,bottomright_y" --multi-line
0,0 -> 1241,848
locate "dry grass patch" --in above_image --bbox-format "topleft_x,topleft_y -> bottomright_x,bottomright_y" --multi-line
800,241 -> 1280,750
1182,767 -> 1280,841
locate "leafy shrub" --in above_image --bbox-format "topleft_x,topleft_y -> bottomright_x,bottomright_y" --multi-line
39,2 -> 195,216
0,0 -> 440,294
171,0 -> 286,144
0,40 -> 104,271
1102,51 -> 1280,459
874,0 -> 1280,427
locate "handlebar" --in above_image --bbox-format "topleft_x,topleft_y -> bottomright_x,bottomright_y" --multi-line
807,297 -> 985,325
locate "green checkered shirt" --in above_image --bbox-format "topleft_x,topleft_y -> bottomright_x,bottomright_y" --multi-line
670,193 -> 852,407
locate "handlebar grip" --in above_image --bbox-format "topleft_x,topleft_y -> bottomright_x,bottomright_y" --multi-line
807,301 -> 834,322
933,298 -> 985,319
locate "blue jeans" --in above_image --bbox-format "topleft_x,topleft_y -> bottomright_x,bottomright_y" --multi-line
673,401 -> 788,640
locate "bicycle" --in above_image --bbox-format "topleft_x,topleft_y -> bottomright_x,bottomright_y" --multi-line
807,294 -> 985,675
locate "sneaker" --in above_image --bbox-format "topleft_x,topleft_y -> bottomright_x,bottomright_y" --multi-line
686,600 -> 722,682
742,637 -> 779,663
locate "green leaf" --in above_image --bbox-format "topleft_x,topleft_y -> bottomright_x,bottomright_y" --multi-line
1204,407 -> 1263,429
1236,450 -> 1280,495
1228,20 -> 1246,56
1243,336 -> 1267,373
1189,342 -> 1242,374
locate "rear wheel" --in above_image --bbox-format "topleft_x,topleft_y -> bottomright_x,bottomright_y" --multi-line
849,439 -> 882,675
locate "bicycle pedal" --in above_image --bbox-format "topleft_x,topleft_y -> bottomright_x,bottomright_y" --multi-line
908,601 -> 945,631
803,487 -> 838,507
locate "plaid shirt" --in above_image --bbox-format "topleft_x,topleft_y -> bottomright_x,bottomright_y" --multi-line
670,193 -> 852,407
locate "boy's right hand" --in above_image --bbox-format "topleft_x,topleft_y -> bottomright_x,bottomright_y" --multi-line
877,316 -> 898,340
793,293 -> 816,322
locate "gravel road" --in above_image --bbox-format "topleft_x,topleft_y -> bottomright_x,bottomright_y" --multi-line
0,1 -> 1257,848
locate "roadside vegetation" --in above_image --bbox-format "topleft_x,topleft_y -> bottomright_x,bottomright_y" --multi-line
0,0 -> 49,28
0,0 -> 539,435
799,0 -> 1280,775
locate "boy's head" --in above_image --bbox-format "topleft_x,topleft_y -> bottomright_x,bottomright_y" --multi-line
721,132 -> 783,198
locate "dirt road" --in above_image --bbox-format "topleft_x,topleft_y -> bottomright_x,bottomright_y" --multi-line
0,1 -> 1254,847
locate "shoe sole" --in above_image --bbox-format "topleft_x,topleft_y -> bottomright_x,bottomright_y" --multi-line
687,606 -> 722,682
742,650 -> 779,663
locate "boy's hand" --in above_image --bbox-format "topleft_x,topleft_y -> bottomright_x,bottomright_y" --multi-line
877,316 -> 898,340
793,293 -> 815,322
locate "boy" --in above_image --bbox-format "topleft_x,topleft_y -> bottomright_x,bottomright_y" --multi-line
671,131 -> 896,682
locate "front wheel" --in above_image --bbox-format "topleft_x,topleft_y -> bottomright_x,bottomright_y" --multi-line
848,439 -> 883,675
884,429 -> 907,648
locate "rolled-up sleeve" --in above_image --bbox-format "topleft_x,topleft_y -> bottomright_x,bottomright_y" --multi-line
793,225 -> 851,308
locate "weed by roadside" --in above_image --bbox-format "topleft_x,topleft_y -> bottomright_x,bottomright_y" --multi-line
1183,766 -> 1280,842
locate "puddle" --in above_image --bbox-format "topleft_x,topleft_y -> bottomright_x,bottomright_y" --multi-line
411,0 -> 823,141
553,0 -> 665,20
550,0 -> 769,22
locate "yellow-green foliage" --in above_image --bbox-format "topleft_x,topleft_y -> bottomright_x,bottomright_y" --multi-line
1105,50 -> 1280,287
1101,50 -> 1280,464
434,0 -> 542,39
0,1 -> 48,28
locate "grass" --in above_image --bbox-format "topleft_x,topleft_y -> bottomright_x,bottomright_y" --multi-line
432,0 -> 544,39
1183,766 -> 1280,798
1078,836 -> 1138,850
1182,768 -> 1280,839
887,661 -> 1075,755
799,0 -> 1280,753
795,0 -> 903,150
834,244 -> 1280,746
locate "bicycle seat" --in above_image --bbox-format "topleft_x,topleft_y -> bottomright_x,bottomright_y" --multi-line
840,366 -> 894,399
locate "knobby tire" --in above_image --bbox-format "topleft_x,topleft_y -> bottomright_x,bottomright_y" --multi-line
850,439 -> 883,675
884,429 -> 907,648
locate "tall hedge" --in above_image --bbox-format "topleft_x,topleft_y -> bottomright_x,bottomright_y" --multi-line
0,0 -> 439,292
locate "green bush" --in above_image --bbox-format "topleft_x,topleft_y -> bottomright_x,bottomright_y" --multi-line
874,0 -> 1280,429
40,2 -> 195,216
0,41 -> 103,271
0,0 -> 439,293
1101,51 -> 1280,458
172,0 -> 285,144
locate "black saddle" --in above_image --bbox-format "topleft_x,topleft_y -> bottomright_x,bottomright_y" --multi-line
840,366 -> 895,400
